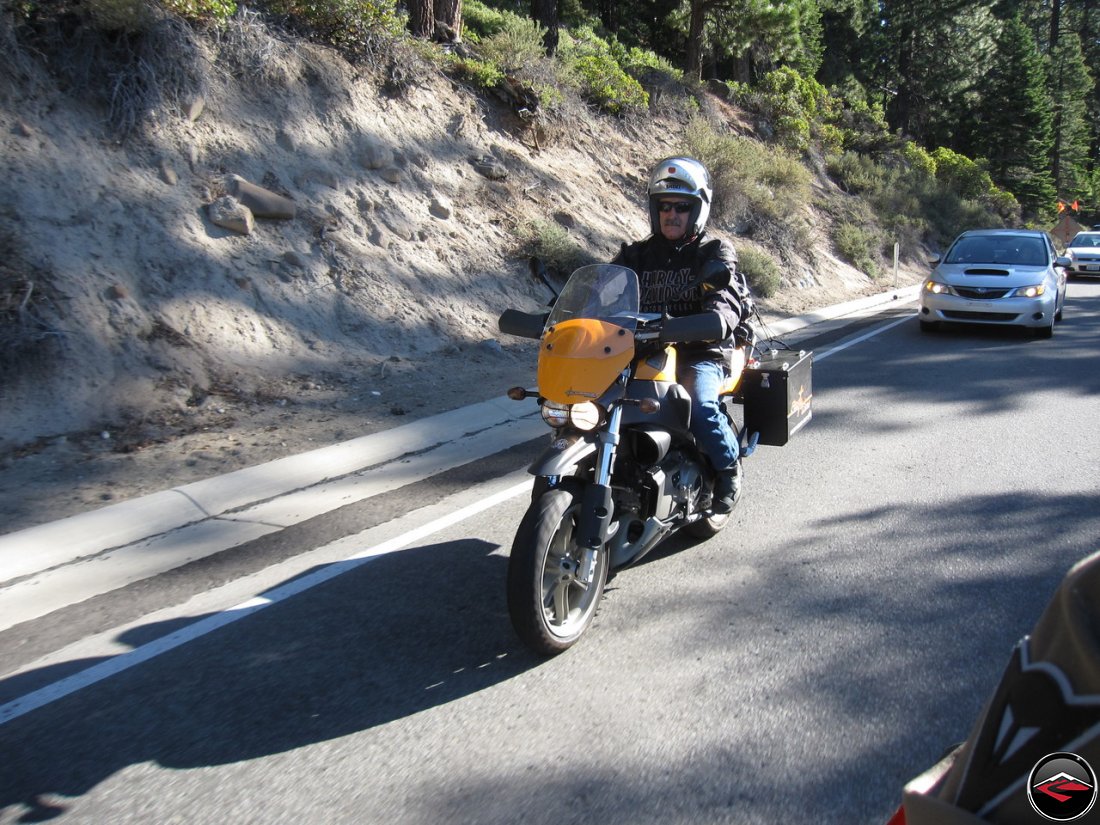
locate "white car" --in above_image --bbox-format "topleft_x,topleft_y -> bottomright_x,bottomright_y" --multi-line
1065,231 -> 1100,278
918,228 -> 1069,339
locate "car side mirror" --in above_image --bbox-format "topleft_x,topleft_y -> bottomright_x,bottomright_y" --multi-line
929,258 -> 941,267
1055,256 -> 1071,268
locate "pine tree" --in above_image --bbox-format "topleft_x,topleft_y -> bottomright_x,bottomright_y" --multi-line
975,15 -> 1057,220
1049,30 -> 1094,199
881,0 -> 999,147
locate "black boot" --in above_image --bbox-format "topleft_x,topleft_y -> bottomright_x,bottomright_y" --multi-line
711,466 -> 742,514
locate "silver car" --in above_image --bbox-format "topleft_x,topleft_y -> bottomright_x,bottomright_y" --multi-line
1065,231 -> 1100,278
918,228 -> 1069,338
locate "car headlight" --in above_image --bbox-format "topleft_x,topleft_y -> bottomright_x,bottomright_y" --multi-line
1009,284 -> 1046,298
540,401 -> 603,431
924,279 -> 951,295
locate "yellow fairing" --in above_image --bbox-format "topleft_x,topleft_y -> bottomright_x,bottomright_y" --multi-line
538,318 -> 635,404
635,346 -> 678,382
719,347 -> 747,395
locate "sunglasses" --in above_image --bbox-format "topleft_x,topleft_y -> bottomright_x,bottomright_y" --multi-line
658,202 -> 693,214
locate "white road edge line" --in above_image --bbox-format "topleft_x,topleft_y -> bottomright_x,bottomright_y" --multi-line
0,478 -> 533,727
813,312 -> 915,362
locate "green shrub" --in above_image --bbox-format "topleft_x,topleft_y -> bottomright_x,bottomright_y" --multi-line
86,0 -> 237,26
736,246 -> 781,298
517,220 -> 590,274
620,46 -> 682,81
259,0 -> 403,60
685,117 -> 811,244
461,0 -> 509,42
84,0 -> 158,31
833,221 -> 879,277
446,55 -> 505,90
568,53 -> 647,115
557,26 -> 648,116
824,89 -> 892,153
471,8 -> 546,70
900,141 -> 936,180
931,146 -> 991,200
826,150 -> 884,194
727,67 -> 827,153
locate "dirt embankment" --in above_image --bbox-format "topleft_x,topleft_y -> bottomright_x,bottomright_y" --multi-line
0,27 -> 922,534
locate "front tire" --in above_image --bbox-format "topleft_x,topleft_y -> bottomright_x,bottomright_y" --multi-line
507,481 -> 609,655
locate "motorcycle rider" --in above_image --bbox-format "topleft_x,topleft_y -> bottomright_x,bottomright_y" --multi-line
611,157 -> 755,514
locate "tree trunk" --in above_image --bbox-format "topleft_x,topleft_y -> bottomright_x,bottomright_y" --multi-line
531,0 -> 559,55
598,0 -> 616,33
1049,0 -> 1061,51
408,0 -> 434,38
434,0 -> 462,40
684,0 -> 706,80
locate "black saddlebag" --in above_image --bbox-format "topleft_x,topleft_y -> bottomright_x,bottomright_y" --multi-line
733,349 -> 813,446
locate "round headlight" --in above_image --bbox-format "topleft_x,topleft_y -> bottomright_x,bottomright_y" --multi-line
540,402 -> 570,428
568,402 -> 602,431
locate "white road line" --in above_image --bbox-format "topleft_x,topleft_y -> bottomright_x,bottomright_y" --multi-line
0,478 -> 533,727
814,313 -> 915,362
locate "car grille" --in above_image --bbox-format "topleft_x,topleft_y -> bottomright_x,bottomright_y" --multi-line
954,287 -> 1012,299
943,310 -> 1019,322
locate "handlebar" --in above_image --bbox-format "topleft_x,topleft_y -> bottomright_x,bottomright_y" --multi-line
658,312 -> 727,344
498,309 -> 548,340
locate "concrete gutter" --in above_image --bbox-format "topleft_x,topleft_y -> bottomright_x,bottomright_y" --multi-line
0,285 -> 919,589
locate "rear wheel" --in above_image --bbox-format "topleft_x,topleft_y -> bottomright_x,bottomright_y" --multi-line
507,482 -> 609,655
685,463 -> 741,539
685,511 -> 730,539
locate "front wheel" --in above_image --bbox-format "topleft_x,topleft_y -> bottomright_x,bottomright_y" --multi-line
507,482 -> 609,655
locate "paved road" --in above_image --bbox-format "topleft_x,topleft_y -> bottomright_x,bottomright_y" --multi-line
4,281 -> 1100,823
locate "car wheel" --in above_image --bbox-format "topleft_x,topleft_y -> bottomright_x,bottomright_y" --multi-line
919,320 -> 939,333
1034,317 -> 1055,339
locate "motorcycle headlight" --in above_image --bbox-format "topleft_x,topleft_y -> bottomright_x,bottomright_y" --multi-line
568,402 -> 602,431
1010,284 -> 1045,298
540,401 -> 602,431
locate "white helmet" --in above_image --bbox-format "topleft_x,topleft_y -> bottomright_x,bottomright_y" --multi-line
647,156 -> 712,238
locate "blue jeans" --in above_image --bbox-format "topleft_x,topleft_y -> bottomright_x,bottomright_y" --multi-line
679,358 -> 740,471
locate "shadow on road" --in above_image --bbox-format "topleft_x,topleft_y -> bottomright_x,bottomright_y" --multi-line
0,537 -> 541,820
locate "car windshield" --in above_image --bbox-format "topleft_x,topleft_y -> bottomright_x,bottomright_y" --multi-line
944,236 -> 1048,266
1068,234 -> 1100,249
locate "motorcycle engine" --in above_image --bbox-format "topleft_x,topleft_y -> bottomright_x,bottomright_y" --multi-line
670,457 -> 702,505
646,451 -> 703,519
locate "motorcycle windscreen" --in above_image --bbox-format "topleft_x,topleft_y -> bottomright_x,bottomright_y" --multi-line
546,264 -> 639,328
538,318 -> 635,404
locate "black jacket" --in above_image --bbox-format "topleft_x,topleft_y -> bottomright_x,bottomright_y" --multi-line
612,231 -> 755,362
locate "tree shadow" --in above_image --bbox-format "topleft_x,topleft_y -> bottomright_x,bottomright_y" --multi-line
0,537 -> 541,820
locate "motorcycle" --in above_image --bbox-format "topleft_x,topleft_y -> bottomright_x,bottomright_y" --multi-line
497,263 -> 812,655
